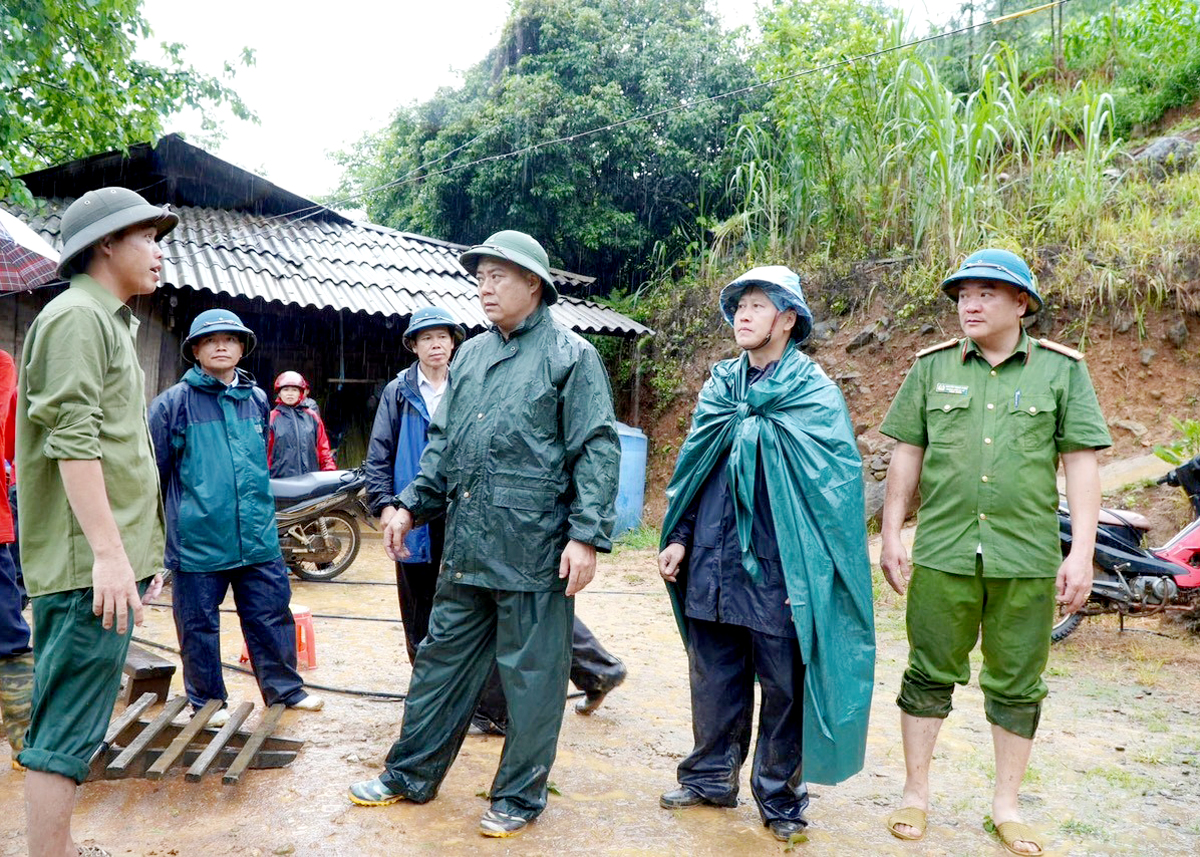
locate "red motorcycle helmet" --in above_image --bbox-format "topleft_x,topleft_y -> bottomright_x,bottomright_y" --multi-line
274,371 -> 310,394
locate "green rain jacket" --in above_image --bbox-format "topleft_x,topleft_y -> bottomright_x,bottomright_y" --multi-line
398,302 -> 620,590
661,343 -> 876,784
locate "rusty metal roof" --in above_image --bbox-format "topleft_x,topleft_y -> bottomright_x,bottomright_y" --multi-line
21,200 -> 652,338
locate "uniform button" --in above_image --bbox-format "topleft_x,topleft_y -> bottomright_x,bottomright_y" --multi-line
987,403 -> 995,410
979,513 -> 987,520
462,491 -> 470,499
981,476 -> 989,482
984,437 -> 992,444
455,572 -> 463,579
1029,406 -> 1038,414
990,369 -> 997,376
477,412 -> 484,419
943,404 -> 951,412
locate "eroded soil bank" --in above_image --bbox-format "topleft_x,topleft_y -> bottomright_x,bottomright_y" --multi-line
1,540 -> 1198,856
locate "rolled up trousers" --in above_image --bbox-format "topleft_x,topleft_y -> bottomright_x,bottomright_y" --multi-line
381,579 -> 573,820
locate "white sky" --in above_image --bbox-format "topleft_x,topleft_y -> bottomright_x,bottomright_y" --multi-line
138,0 -> 963,203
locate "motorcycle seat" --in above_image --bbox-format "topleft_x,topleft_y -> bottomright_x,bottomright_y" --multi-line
1098,508 -> 1151,531
271,469 -> 362,504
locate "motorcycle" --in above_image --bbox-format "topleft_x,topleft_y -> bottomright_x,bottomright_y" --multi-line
272,468 -> 373,581
1053,455 -> 1200,642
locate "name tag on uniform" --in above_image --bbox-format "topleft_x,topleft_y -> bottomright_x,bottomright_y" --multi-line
934,383 -> 969,395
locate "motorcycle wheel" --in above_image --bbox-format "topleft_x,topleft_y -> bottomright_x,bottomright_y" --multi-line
1051,608 -> 1084,643
291,511 -> 361,581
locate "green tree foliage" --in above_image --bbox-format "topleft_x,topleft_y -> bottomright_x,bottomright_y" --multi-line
334,0 -> 757,291
717,0 -> 1200,272
0,0 -> 254,203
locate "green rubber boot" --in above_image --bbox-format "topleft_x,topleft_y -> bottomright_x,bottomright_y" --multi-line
0,651 -> 35,768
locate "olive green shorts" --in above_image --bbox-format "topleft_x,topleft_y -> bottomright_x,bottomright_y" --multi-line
17,583 -> 146,783
896,561 -> 1055,739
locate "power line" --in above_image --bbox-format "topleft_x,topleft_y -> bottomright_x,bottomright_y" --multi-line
160,0 -> 1071,266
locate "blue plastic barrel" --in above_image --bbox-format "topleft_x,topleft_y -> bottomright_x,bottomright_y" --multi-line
614,421 -> 647,537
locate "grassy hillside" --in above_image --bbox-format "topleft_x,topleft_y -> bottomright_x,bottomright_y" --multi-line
603,0 -> 1200,504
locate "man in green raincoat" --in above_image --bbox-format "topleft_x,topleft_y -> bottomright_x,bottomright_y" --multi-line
658,266 -> 875,841
348,230 -> 620,839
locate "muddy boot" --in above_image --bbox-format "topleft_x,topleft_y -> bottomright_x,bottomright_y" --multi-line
0,651 -> 34,769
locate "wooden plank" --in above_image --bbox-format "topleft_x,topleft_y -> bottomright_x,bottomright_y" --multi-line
106,695 -> 188,776
97,746 -> 298,779
146,699 -> 222,780
185,701 -> 254,782
223,703 -> 284,786
85,692 -> 159,775
105,719 -> 303,753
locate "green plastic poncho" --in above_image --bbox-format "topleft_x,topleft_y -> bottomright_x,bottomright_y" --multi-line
661,342 -> 876,785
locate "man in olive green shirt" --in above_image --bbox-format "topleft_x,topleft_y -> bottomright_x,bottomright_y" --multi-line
878,249 -> 1110,856
17,188 -> 177,857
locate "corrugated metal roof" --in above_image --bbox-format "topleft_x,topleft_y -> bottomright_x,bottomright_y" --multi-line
20,201 -> 653,338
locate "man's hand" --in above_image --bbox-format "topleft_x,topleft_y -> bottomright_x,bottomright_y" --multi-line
658,543 -> 686,583
559,539 -> 597,596
144,573 -> 165,603
384,507 -> 414,561
879,535 -> 913,596
92,552 -> 143,634
379,505 -> 397,529
1056,551 -> 1094,613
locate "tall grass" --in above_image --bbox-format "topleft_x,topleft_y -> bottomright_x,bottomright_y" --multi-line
713,0 -> 1200,311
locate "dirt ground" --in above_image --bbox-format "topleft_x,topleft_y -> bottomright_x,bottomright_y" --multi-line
1,533 -> 1198,856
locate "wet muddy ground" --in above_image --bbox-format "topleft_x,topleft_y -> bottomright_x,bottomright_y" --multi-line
1,537 -> 1198,856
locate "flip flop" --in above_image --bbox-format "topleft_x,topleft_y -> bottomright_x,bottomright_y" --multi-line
886,806 -> 927,841
994,821 -> 1045,856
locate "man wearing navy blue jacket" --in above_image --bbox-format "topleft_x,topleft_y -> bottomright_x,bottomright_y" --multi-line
150,309 -> 323,726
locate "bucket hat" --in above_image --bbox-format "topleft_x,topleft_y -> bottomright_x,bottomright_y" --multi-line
56,187 -> 178,278
458,230 -> 558,304
719,265 -> 814,344
941,248 -> 1043,316
181,309 -> 257,363
403,306 -> 466,352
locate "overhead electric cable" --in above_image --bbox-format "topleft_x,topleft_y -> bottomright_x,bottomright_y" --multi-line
152,0 -> 1071,266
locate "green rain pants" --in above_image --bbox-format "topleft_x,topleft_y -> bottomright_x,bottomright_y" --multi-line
381,580 -> 573,820
897,561 -> 1055,739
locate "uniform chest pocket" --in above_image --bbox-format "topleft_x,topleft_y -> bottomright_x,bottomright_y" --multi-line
925,394 -> 972,447
1009,396 -> 1057,451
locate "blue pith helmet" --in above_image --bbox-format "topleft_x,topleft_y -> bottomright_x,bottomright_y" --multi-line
403,306 -> 466,352
181,309 -> 257,363
719,266 -> 814,343
941,248 -> 1043,316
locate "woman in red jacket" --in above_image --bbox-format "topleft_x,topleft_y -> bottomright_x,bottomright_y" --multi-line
267,372 -> 336,478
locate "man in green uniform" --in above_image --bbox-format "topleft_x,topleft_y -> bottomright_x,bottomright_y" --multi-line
17,188 -> 177,857
348,230 -> 620,839
878,249 -> 1111,856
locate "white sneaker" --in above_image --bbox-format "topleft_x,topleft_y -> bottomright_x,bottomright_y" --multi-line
288,693 -> 324,712
207,708 -> 230,728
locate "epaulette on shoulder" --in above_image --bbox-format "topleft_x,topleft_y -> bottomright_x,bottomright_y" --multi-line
1035,338 -> 1083,360
915,338 -> 959,359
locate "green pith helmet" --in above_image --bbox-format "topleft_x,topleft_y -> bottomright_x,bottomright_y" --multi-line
402,306 -> 466,352
458,230 -> 558,304
57,187 -> 178,278
941,248 -> 1043,316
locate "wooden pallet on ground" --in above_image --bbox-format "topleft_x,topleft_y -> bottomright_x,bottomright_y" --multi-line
86,693 -> 302,784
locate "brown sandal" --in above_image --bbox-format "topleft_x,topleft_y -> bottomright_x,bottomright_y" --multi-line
886,806 -> 927,841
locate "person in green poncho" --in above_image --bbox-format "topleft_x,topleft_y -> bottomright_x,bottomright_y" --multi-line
658,266 -> 876,842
